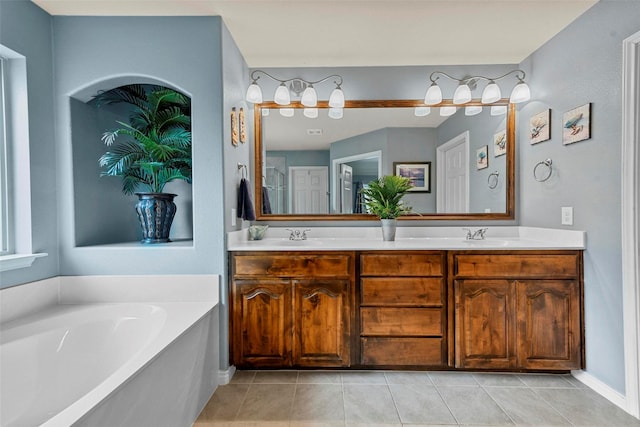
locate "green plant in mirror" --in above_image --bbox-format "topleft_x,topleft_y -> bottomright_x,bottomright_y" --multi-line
361,175 -> 413,219
95,84 -> 192,194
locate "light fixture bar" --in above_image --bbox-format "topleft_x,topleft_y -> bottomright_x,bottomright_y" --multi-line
245,70 -> 345,112
424,69 -> 530,106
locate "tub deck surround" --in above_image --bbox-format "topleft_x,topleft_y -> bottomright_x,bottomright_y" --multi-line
227,226 -> 586,251
0,275 -> 219,427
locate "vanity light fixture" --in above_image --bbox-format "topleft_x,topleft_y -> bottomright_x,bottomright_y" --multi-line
245,70 -> 345,112
424,69 -> 531,106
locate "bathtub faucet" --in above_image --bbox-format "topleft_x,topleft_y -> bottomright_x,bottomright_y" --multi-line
286,228 -> 310,241
463,227 -> 488,240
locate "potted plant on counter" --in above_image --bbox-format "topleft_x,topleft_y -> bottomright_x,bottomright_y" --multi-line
361,174 -> 413,241
94,84 -> 192,243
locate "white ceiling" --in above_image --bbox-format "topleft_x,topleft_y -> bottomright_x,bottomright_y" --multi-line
32,0 -> 598,68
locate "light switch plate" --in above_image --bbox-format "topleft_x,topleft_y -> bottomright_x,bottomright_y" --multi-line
561,206 -> 573,225
231,208 -> 237,226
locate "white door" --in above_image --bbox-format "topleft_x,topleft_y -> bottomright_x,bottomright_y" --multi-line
289,166 -> 329,214
340,164 -> 353,214
437,131 -> 470,213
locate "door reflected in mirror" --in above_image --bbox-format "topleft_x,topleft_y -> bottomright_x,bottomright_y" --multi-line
255,100 -> 514,221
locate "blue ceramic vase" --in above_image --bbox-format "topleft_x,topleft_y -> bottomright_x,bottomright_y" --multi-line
135,193 -> 177,244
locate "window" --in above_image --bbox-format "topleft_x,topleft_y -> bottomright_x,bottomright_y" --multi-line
0,57 -> 10,255
0,46 -> 46,273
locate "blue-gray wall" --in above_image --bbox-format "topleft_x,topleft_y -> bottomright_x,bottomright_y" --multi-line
517,0 -> 640,393
0,0 -> 59,287
52,16 -> 225,277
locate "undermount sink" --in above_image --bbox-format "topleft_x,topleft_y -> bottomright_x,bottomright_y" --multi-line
462,238 -> 510,246
248,238 -> 325,246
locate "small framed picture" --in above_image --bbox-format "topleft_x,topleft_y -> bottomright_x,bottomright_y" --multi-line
530,109 -> 551,144
563,103 -> 591,145
494,130 -> 507,157
476,145 -> 488,170
239,107 -> 246,144
231,107 -> 239,146
393,161 -> 431,193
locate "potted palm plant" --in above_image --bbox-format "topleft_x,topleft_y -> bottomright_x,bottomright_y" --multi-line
94,84 -> 191,243
360,174 -> 413,241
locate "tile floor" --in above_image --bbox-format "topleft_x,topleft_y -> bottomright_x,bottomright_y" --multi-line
194,370 -> 640,427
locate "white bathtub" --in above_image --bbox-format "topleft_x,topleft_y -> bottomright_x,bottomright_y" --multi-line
0,276 -> 220,427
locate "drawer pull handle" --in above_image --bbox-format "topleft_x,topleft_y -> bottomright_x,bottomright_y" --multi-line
245,288 -> 280,300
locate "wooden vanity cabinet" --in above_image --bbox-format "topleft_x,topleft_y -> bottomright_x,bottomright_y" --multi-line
230,252 -> 355,368
359,251 -> 447,367
449,251 -> 584,371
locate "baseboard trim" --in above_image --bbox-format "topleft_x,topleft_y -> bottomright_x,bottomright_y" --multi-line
572,370 -> 631,415
218,365 -> 236,385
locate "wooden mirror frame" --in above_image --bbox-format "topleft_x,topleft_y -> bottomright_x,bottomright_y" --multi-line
254,99 -> 515,221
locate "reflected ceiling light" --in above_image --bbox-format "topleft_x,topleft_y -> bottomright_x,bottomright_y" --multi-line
279,108 -> 294,117
245,70 -> 345,112
491,105 -> 508,116
328,107 -> 343,119
440,106 -> 457,116
303,107 -> 318,118
423,69 -> 531,106
465,105 -> 483,116
414,106 -> 431,117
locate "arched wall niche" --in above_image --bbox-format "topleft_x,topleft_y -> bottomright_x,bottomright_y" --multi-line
69,75 -> 193,247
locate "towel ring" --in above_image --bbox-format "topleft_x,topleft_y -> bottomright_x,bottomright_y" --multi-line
488,171 -> 500,189
533,158 -> 553,182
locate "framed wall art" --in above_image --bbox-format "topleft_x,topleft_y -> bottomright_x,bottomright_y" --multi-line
476,145 -> 488,170
494,130 -> 507,157
393,161 -> 431,193
530,109 -> 551,144
563,103 -> 591,145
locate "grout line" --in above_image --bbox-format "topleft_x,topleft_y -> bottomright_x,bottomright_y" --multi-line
232,379 -> 253,422
429,376 -> 462,425
528,385 -> 578,426
478,382 -> 519,426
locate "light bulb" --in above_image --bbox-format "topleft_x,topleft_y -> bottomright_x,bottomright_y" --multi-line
279,108 -> 294,117
481,81 -> 501,104
303,108 -> 318,118
328,107 -> 343,119
424,82 -> 442,105
300,85 -> 317,107
329,87 -> 345,108
245,82 -> 263,104
274,83 -> 290,105
491,105 -> 507,116
440,106 -> 457,116
465,106 -> 482,116
510,81 -> 531,103
414,106 -> 431,117
453,84 -> 472,104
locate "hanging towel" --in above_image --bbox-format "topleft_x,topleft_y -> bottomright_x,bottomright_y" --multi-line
261,186 -> 272,214
237,178 -> 256,221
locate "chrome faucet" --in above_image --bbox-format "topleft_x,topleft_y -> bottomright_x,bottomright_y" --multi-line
286,228 -> 310,241
463,227 -> 488,240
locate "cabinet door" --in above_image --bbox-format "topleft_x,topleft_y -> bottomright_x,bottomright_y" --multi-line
516,280 -> 581,369
293,279 -> 350,367
232,280 -> 292,367
454,279 -> 516,369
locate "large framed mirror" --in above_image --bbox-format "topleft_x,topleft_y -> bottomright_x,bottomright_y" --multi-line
254,99 -> 515,221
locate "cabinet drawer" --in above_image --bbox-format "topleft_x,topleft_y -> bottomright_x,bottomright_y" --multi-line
234,254 -> 351,277
361,337 -> 444,366
452,253 -> 580,278
361,277 -> 443,306
361,307 -> 442,336
360,253 -> 443,276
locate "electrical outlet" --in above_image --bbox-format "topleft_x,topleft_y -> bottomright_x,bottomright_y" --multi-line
561,207 -> 573,225
231,208 -> 237,226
